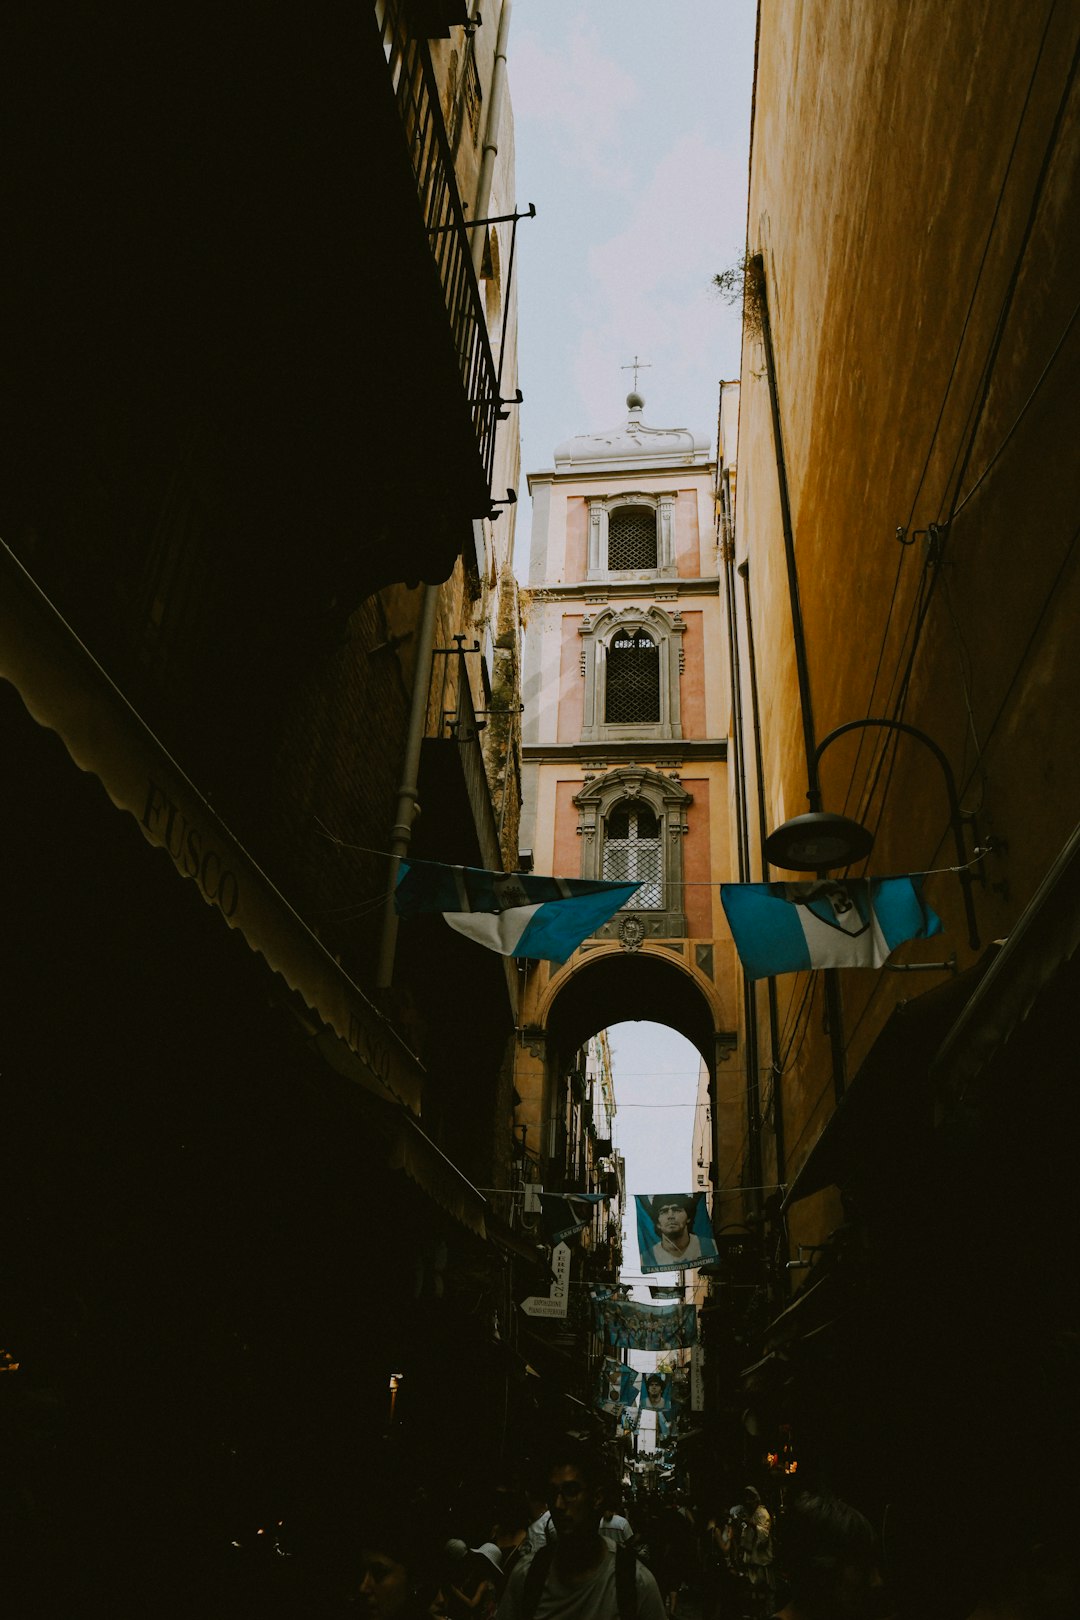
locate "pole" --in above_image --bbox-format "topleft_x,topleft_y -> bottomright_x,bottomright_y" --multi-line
754,256 -> 844,1098
376,584 -> 441,988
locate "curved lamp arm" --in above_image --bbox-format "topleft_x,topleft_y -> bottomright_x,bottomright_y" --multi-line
811,717 -> 980,949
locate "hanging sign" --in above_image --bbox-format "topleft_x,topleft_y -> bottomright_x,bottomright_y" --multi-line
520,1241 -> 571,1317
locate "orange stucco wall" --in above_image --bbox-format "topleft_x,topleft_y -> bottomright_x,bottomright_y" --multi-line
734,0 -> 1080,1251
553,780 -> 581,878
676,490 -> 701,576
679,611 -> 706,737
557,615 -> 584,741
681,778 -> 711,938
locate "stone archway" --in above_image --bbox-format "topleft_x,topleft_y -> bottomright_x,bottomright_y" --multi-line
541,947 -> 723,1071
518,947 -> 735,1186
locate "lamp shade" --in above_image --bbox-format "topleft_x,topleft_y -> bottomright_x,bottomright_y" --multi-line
764,811 -> 874,872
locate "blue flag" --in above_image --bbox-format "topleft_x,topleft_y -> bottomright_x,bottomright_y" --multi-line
720,876 -> 942,980
395,861 -> 639,963
597,1359 -> 641,1412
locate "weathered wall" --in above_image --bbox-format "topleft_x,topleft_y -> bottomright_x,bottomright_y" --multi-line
732,0 -> 1080,1250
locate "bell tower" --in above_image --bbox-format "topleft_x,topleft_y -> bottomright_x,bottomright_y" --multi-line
518,387 -> 737,1051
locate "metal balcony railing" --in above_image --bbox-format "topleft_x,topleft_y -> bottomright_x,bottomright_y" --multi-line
376,0 -> 499,493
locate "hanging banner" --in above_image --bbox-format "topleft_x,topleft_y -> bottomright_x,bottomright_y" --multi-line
690,1345 -> 705,1412
635,1193 -> 719,1273
639,1371 -> 672,1413
597,1359 -> 641,1413
540,1194 -> 593,1243
592,1297 -> 698,1350
720,877 -> 941,979
520,1242 -> 571,1318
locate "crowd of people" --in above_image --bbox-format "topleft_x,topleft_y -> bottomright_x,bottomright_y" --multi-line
349,1439 -> 890,1620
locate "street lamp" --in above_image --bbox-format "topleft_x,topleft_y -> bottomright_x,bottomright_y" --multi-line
764,717 -> 980,949
388,1371 -> 404,1425
763,811 -> 874,872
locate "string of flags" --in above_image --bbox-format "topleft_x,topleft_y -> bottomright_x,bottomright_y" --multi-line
719,876 -> 941,978
394,855 -> 943,975
394,861 -> 639,963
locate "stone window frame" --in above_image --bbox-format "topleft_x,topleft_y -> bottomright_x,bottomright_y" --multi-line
586,491 -> 677,581
574,766 -> 692,941
579,603 -> 685,744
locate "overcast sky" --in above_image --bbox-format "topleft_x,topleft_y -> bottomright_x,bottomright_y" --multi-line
510,0 -> 757,541
508,2 -> 757,1304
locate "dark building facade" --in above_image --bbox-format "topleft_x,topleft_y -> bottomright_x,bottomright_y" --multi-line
1,4 -> 540,1608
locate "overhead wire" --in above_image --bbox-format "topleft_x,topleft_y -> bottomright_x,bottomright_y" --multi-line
950,290 -> 1080,521
841,0 -> 1062,819
841,0 -> 1066,827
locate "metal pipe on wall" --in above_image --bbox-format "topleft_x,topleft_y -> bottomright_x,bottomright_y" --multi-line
376,582 -> 441,989
471,0 -> 512,278
719,410 -> 763,1209
754,255 -> 846,1100
738,558 -> 786,1192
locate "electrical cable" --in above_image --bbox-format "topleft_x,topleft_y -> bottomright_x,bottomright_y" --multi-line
840,544 -> 908,816
841,0 -> 1063,825
951,290 -> 1080,520
940,20 -> 1080,529
902,0 -> 1061,533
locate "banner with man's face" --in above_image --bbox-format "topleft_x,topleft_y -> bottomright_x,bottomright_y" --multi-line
635,1192 -> 719,1273
639,1371 -> 672,1413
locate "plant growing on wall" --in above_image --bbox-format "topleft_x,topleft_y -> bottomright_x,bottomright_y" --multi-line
712,250 -> 765,340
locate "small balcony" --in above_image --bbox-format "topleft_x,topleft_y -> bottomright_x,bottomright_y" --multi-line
377,0 -> 500,501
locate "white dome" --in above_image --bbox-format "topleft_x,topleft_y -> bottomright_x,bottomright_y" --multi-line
553,393 -> 711,471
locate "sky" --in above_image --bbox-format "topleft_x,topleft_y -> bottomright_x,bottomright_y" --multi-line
507,2 -> 757,1329
509,0 -> 758,574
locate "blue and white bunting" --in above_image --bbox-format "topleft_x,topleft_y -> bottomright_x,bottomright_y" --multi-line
720,876 -> 942,980
394,861 -> 640,963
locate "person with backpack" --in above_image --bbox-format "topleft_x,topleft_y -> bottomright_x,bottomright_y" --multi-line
497,1440 -> 665,1620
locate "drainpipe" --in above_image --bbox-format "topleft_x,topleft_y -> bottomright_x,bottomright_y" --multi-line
376,583 -> 441,989
720,472 -> 762,1210
738,558 -> 786,1193
470,0 -> 512,278
754,255 -> 846,1101
754,256 -> 818,804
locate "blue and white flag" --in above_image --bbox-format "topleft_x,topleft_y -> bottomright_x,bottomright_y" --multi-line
597,1359 -> 641,1413
540,1193 -> 597,1243
395,861 -> 640,963
635,1193 -> 719,1274
720,876 -> 942,980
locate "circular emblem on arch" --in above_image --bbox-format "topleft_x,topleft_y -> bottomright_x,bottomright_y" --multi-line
619,915 -> 646,953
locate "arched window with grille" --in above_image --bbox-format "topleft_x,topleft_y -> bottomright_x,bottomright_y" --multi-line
587,494 -> 676,581
607,504 -> 657,570
579,605 -> 684,743
601,801 -> 663,909
574,767 -> 692,941
605,625 -> 660,724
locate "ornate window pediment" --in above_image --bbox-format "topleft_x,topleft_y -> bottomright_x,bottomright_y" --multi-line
586,492 -> 677,581
574,767 -> 691,941
578,605 -> 685,744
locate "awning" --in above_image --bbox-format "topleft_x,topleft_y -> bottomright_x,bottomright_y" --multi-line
1,536 -> 424,1116
388,1115 -> 488,1239
931,820 -> 1080,1100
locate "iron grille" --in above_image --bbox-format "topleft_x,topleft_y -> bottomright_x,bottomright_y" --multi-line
606,630 -> 660,723
376,0 -> 499,490
608,506 -> 657,570
603,807 -> 663,909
